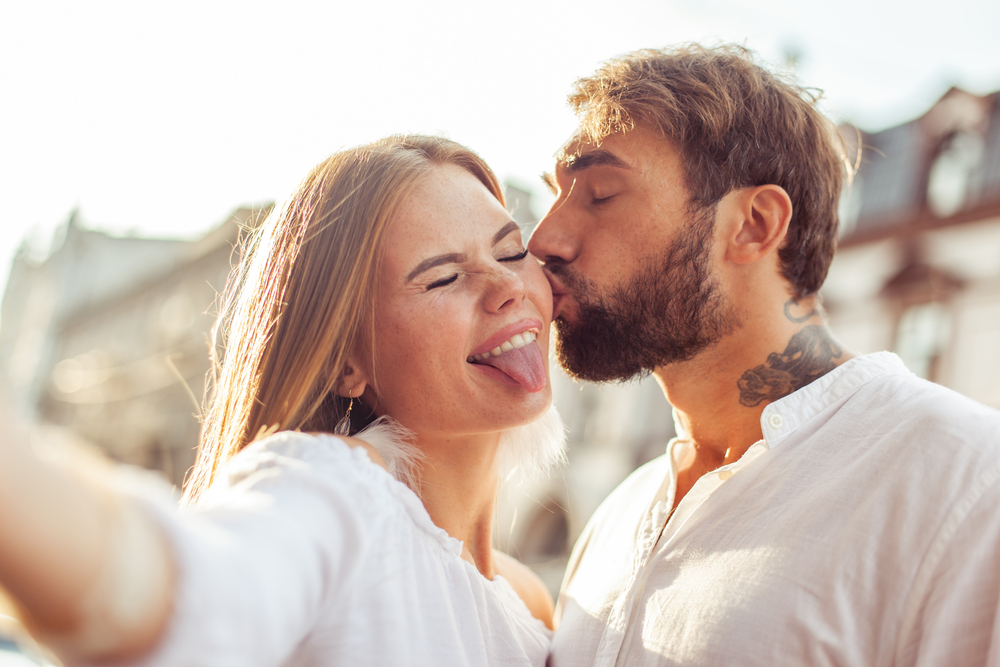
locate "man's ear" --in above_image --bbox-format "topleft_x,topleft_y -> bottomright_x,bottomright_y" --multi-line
336,362 -> 368,399
724,185 -> 792,265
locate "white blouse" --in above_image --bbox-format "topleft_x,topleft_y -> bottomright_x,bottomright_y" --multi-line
104,432 -> 551,667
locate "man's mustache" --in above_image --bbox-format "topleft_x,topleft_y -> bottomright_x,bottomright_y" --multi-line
541,259 -> 587,293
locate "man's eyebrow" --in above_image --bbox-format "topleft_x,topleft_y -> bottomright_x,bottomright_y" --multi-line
493,220 -> 520,245
559,149 -> 630,173
406,253 -> 465,282
541,172 -> 558,195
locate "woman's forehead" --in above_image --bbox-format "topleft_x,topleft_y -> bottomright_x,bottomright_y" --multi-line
385,165 -> 510,256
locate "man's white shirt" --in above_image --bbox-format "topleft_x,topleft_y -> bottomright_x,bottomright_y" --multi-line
551,352 -> 1000,666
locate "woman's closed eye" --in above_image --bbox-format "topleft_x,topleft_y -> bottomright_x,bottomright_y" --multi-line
427,274 -> 458,290
498,249 -> 529,263
425,249 -> 527,290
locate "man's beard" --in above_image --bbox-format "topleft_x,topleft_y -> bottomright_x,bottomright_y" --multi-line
548,206 -> 736,383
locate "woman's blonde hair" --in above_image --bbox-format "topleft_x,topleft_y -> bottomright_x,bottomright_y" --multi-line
182,135 -> 504,505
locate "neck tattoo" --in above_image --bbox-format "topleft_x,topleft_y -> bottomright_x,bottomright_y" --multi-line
737,326 -> 843,407
783,297 -> 820,323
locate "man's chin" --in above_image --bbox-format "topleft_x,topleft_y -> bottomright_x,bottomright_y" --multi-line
553,323 -> 647,384
556,353 -> 647,384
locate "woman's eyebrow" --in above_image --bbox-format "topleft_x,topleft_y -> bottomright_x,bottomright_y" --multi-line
407,253 -> 465,282
406,221 -> 520,283
493,220 -> 520,245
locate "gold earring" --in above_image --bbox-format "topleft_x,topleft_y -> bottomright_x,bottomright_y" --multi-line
334,396 -> 353,436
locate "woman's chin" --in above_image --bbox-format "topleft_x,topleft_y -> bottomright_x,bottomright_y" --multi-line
512,387 -> 553,426
473,387 -> 552,434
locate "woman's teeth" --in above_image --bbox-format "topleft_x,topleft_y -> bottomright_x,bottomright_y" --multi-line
467,331 -> 537,363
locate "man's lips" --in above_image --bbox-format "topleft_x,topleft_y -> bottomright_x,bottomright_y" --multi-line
542,267 -> 569,321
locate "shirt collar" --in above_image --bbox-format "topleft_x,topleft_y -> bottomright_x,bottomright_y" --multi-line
759,351 -> 911,448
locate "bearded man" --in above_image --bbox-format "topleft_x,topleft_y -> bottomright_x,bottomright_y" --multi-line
529,44 -> 1000,666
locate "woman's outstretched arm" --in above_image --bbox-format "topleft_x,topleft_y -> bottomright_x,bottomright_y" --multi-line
0,407 -> 174,662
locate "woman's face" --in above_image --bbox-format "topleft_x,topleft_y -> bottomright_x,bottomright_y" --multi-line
362,164 -> 553,438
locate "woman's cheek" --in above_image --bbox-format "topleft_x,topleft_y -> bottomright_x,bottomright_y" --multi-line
526,268 -> 553,320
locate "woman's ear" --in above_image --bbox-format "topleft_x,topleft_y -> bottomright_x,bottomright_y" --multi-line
336,363 -> 368,399
724,185 -> 792,265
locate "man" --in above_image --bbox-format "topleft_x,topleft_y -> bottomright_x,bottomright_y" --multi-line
528,44 -> 1000,666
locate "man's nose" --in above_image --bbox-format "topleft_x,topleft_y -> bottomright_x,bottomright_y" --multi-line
528,204 -> 581,265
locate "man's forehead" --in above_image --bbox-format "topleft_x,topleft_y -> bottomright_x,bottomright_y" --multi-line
554,131 -> 597,167
554,125 -> 683,171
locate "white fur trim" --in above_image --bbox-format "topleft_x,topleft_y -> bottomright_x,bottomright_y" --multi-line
356,406 -> 567,491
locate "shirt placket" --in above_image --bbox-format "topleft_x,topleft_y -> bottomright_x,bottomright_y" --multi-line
592,445 -> 678,666
607,439 -> 770,666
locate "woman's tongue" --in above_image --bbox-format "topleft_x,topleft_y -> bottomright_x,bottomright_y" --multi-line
474,343 -> 546,392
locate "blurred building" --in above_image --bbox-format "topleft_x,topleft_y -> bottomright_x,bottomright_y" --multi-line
826,87 -> 1000,407
0,207 -> 267,486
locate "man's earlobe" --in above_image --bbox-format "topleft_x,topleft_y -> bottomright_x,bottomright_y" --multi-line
727,185 -> 792,264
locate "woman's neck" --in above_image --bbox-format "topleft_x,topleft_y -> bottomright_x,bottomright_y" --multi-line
414,431 -> 501,579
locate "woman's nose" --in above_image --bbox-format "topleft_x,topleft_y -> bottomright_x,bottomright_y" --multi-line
483,265 -> 526,313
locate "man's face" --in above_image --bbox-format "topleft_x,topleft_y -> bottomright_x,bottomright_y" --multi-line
527,127 -> 736,382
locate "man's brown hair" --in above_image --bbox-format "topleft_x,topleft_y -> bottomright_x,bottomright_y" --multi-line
569,43 -> 849,297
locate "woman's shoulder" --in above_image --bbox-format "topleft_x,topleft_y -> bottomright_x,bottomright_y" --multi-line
492,550 -> 555,631
204,431 -> 387,503
241,430 -> 378,468
310,433 -> 387,469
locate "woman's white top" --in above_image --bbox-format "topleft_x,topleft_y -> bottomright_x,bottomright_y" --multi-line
110,432 -> 551,667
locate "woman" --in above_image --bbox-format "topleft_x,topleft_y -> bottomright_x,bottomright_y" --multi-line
0,135 -> 564,666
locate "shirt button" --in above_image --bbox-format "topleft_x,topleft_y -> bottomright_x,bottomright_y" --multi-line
768,413 -> 784,429
718,469 -> 733,481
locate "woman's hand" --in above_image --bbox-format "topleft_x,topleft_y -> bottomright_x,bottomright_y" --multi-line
0,404 -> 175,662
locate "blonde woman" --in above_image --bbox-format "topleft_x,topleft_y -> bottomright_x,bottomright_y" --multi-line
0,136 -> 564,666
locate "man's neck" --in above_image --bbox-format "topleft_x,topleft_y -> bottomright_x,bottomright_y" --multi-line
655,296 -> 856,508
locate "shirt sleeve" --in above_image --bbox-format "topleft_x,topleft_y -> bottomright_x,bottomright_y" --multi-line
897,462 -> 1000,666
83,434 -> 374,667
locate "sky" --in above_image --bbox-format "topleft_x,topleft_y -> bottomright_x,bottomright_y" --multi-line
2,0 -> 999,286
